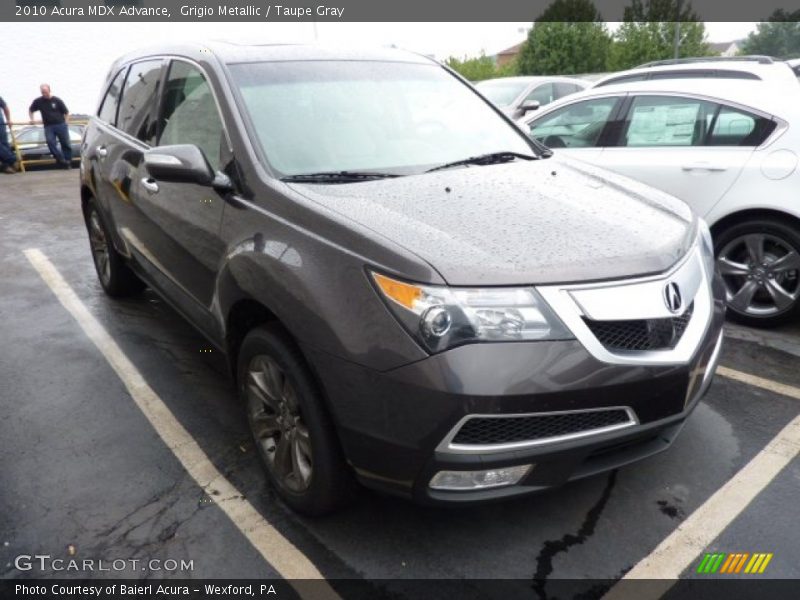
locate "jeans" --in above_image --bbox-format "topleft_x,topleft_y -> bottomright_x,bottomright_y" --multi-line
0,123 -> 15,166
44,122 -> 72,163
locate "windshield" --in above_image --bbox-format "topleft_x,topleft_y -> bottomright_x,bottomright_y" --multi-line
475,80 -> 530,107
229,61 -> 534,177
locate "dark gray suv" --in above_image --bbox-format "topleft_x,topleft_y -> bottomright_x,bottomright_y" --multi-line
80,43 -> 725,515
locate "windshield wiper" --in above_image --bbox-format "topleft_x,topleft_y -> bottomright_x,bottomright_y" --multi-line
426,151 -> 537,173
280,171 -> 401,183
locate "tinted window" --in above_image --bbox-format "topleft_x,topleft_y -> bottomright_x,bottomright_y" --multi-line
528,97 -> 618,148
525,83 -> 555,106
117,59 -> 163,143
708,105 -> 776,146
622,96 -> 716,147
98,68 -> 127,125
159,60 -> 226,170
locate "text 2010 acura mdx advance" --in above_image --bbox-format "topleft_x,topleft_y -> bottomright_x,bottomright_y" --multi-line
81,43 -> 725,515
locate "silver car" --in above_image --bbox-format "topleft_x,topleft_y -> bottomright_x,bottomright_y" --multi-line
476,76 -> 587,118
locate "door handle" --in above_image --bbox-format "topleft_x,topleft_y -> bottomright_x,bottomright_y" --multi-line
96,145 -> 107,159
681,162 -> 726,172
141,178 -> 159,195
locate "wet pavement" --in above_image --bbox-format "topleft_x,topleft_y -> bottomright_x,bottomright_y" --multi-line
1,171 -> 799,594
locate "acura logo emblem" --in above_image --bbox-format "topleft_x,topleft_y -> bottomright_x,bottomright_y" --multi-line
663,282 -> 682,313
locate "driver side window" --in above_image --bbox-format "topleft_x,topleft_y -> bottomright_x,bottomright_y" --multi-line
158,60 -> 226,171
528,97 -> 618,148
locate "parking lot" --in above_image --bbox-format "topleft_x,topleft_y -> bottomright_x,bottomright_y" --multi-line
1,170 -> 799,597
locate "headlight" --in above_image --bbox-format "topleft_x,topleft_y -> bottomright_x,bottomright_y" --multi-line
370,271 -> 573,353
697,218 -> 715,277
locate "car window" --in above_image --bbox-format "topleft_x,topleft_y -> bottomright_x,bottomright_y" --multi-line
97,68 -> 127,126
528,97 -> 618,148
231,61 -> 533,177
622,96 -> 716,147
16,128 -> 44,144
117,59 -> 163,143
554,82 -> 581,99
475,80 -> 531,107
707,105 -> 776,146
525,83 -> 555,106
159,60 -> 225,170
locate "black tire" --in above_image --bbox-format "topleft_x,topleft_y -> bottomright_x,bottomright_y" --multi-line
84,200 -> 145,297
714,217 -> 800,327
238,324 -> 353,515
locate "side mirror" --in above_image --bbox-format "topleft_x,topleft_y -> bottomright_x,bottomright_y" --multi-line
519,100 -> 541,114
144,145 -> 214,185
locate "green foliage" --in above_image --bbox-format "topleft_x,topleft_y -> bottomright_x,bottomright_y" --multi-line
517,0 -> 612,75
445,53 -> 506,82
608,0 -> 712,71
740,11 -> 800,58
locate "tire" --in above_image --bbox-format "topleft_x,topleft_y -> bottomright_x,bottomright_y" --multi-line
84,200 -> 145,297
238,324 -> 353,515
714,217 -> 800,327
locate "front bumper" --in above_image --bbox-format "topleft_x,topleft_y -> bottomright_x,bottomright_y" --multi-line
303,273 -> 726,505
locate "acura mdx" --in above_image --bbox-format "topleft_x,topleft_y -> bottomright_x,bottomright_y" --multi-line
81,43 -> 725,515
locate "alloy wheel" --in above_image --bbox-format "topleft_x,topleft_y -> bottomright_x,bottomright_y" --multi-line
717,233 -> 800,318
246,355 -> 313,492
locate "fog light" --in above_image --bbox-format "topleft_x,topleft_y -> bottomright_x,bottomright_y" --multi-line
429,464 -> 533,491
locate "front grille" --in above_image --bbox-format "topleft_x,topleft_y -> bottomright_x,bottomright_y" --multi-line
451,409 -> 633,446
584,303 -> 694,352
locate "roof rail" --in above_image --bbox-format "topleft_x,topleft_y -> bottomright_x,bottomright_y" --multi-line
636,55 -> 775,68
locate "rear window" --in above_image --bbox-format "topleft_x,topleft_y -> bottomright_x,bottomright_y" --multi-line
117,59 -> 163,143
97,68 -> 127,126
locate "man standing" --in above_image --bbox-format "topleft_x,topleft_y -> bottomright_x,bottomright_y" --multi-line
29,84 -> 72,168
0,95 -> 17,174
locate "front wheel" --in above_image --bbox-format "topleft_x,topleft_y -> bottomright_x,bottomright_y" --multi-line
238,324 -> 353,515
715,218 -> 800,327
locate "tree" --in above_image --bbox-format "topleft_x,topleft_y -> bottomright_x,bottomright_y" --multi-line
517,0 -> 612,75
608,0 -> 712,71
740,10 -> 800,58
445,53 -> 499,82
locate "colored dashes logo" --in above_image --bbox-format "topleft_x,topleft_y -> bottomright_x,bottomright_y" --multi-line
696,552 -> 774,574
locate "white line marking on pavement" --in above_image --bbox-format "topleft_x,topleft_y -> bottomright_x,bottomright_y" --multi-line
718,365 -> 800,401
603,366 -> 800,599
24,248 -> 339,597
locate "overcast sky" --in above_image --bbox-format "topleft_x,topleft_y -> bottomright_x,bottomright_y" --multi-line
0,22 -> 757,118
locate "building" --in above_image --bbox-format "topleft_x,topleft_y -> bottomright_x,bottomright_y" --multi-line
494,41 -> 525,68
709,40 -> 744,57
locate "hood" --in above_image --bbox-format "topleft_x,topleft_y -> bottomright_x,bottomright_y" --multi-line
288,157 -> 695,286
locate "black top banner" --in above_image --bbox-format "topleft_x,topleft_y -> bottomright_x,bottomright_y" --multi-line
6,0 -> 797,22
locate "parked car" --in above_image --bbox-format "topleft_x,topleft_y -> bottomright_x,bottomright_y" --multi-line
521,76 -> 800,326
12,123 -> 84,165
592,56 -> 800,89
81,43 -> 724,514
476,76 -> 587,118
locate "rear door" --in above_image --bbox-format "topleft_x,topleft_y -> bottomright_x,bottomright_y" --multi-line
592,94 -> 769,217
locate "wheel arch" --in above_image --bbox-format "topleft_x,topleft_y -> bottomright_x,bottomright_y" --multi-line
710,208 -> 800,241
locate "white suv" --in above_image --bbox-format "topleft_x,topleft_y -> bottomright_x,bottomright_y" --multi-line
592,56 -> 800,89
521,67 -> 800,326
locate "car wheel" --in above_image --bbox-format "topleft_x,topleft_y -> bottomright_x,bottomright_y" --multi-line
84,200 -> 145,297
715,218 -> 800,327
238,324 -> 353,515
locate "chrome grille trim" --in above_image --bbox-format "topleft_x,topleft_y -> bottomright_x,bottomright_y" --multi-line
437,407 -> 639,455
538,245 -> 712,366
